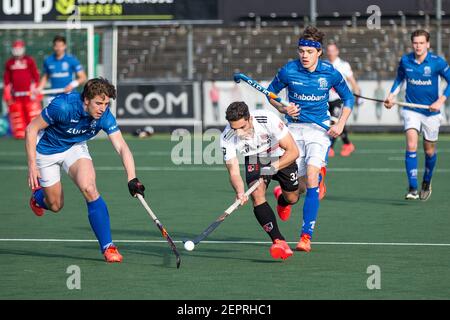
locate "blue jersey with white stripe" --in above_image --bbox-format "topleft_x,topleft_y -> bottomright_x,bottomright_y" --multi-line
390,52 -> 450,116
37,93 -> 119,155
268,59 -> 354,124
43,53 -> 83,89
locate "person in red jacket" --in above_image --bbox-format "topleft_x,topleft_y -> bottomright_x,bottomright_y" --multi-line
3,40 -> 41,139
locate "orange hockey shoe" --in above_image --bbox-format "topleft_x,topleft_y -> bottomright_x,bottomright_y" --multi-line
270,239 -> 293,260
295,233 -> 312,252
29,186 -> 45,217
273,186 -> 292,221
104,245 -> 123,263
340,143 -> 355,157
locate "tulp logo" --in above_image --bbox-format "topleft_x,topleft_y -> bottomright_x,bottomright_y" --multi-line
1,0 -> 53,23
55,0 -> 76,15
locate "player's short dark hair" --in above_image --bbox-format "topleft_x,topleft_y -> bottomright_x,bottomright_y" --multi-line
300,26 -> 325,46
81,78 -> 116,101
53,35 -> 66,44
225,101 -> 250,122
411,29 -> 430,42
327,40 -> 338,49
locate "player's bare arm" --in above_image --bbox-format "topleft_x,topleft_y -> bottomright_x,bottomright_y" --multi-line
269,98 -> 299,117
225,157 -> 248,205
328,106 -> 352,138
384,93 -> 396,108
429,95 -> 447,112
36,74 -> 48,93
25,115 -> 49,189
108,123 -> 145,198
108,130 -> 137,182
65,70 -> 87,93
270,133 -> 299,172
347,75 -> 361,96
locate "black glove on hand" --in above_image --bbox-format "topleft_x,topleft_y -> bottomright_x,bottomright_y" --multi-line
260,165 -> 277,182
128,177 -> 145,197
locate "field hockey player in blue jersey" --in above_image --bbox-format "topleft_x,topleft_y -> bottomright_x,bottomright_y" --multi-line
25,78 -> 145,263
385,29 -> 450,201
267,26 -> 354,252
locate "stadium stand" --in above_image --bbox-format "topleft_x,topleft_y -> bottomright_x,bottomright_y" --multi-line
116,17 -> 450,81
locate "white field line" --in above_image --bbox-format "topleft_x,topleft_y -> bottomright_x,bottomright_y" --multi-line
0,238 -> 449,247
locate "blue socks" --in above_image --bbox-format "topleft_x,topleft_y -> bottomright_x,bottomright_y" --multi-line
87,196 -> 113,253
405,151 -> 437,188
302,187 -> 320,237
33,188 -> 48,209
424,153 -> 437,183
405,151 -> 418,189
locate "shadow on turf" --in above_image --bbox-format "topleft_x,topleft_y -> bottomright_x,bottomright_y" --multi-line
126,242 -> 281,264
0,247 -> 101,263
69,228 -> 288,264
324,195 -> 410,206
74,227 -> 260,243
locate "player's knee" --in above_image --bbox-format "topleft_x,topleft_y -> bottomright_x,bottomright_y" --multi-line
306,176 -> 319,188
283,192 -> 299,204
80,183 -> 99,200
406,144 -> 418,152
423,144 -> 436,156
48,199 -> 64,212
251,190 -> 266,206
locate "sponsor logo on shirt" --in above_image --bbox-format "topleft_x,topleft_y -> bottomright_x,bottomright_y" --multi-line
10,60 -> 28,70
70,119 -> 79,123
291,81 -> 304,86
67,128 -> 87,134
423,66 -> 431,76
293,92 -> 327,101
50,72 -> 70,78
408,78 -> 432,86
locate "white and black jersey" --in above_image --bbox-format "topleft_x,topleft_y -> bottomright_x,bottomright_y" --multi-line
220,110 -> 290,161
329,57 -> 354,102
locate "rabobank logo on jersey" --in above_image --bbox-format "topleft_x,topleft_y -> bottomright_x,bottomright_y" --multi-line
408,79 -> 432,86
293,92 -> 327,101
51,72 -> 71,79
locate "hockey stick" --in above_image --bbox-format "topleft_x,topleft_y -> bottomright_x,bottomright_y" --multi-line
187,179 -> 263,246
354,94 -> 430,110
13,88 -> 66,97
136,194 -> 181,269
233,73 -> 330,131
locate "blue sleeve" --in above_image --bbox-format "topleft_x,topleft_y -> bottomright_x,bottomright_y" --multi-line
268,65 -> 289,95
437,57 -> 450,97
332,70 -> 354,109
101,109 -> 120,135
390,58 -> 406,94
70,56 -> 84,73
41,97 -> 69,125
